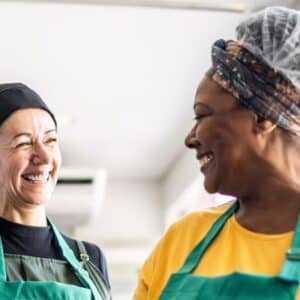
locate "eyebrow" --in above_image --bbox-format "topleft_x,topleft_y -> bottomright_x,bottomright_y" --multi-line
12,129 -> 57,140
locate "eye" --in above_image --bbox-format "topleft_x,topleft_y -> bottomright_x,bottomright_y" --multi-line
194,114 -> 208,121
15,142 -> 32,148
45,138 -> 57,144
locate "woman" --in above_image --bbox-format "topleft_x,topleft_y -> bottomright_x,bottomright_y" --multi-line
134,6 -> 300,300
0,83 -> 110,299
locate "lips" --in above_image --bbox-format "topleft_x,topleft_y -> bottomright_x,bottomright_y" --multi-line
22,172 -> 50,184
197,151 -> 214,172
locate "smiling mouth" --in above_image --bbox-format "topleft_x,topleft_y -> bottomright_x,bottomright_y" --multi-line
198,152 -> 214,171
22,173 -> 50,184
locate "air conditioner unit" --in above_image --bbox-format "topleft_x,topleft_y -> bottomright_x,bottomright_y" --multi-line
46,167 -> 107,229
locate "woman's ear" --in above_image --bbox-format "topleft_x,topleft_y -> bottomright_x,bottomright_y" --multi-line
253,114 -> 277,135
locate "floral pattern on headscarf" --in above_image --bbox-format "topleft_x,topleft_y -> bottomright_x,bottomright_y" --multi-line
206,39 -> 300,136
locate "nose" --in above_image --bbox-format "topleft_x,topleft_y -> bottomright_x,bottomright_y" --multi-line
31,142 -> 51,165
185,124 -> 200,149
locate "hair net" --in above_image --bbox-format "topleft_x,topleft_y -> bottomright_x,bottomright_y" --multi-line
236,6 -> 300,90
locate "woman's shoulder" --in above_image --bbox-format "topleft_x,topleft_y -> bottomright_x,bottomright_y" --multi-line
62,235 -> 110,286
62,235 -> 101,263
189,201 -> 231,218
171,202 -> 232,232
154,202 -> 233,255
134,202 -> 234,298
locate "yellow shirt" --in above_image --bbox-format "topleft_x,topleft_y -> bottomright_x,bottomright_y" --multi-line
133,203 -> 299,300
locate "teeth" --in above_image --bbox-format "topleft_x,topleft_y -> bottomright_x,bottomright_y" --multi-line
199,154 -> 214,168
23,174 -> 49,183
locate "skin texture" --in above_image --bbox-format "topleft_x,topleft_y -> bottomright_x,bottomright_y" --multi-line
185,76 -> 300,234
0,108 -> 61,226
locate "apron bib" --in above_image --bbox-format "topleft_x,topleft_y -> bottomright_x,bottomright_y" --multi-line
0,218 -> 107,300
160,201 -> 300,300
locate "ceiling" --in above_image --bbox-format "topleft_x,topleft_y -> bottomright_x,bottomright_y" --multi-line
2,0 -> 298,11
0,0 -> 296,179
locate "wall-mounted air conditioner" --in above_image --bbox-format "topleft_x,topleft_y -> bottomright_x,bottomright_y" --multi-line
46,167 -> 107,229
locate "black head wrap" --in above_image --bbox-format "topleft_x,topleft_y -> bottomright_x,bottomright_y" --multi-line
0,83 -> 56,128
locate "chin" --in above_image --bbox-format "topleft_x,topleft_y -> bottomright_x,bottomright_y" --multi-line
203,179 -> 219,194
21,192 -> 50,206
23,198 -> 46,206
203,176 -> 232,195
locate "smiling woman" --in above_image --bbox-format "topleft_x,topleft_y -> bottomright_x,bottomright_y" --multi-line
185,77 -> 257,194
0,83 -> 110,300
0,109 -> 60,213
134,6 -> 300,300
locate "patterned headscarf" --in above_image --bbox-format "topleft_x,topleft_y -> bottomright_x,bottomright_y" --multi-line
207,7 -> 300,136
207,39 -> 300,136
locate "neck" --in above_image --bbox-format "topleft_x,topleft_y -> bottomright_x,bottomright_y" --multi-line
232,138 -> 300,234
0,203 -> 47,226
235,176 -> 300,234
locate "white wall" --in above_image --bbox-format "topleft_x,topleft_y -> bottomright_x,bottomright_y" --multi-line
161,147 -> 233,227
72,178 -> 163,299
162,149 -> 199,209
75,178 -> 163,244
161,149 -> 216,225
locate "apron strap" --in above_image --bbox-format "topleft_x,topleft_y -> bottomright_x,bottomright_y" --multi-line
0,237 -> 6,281
77,240 -> 90,263
279,215 -> 300,282
47,218 -> 103,300
178,201 -> 238,274
76,241 -> 111,300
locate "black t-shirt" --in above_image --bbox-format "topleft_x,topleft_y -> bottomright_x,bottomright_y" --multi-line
0,217 -> 110,288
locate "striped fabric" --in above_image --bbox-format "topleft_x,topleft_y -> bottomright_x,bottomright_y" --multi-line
207,39 -> 300,136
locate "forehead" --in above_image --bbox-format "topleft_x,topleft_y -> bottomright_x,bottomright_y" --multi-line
195,76 -> 237,111
0,108 -> 56,134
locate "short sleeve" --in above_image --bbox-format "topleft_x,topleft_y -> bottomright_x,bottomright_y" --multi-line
133,246 -> 157,300
132,219 -> 183,300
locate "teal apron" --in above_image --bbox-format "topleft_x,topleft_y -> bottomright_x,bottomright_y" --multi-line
160,201 -> 300,300
0,218 -> 108,300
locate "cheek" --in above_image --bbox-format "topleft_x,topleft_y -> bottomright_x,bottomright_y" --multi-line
215,132 -> 254,170
53,148 -> 62,171
200,121 -> 237,148
0,160 -> 22,188
205,125 -> 247,163
196,118 -> 250,156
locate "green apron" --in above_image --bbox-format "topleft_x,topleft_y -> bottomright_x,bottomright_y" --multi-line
0,218 -> 109,300
160,201 -> 300,300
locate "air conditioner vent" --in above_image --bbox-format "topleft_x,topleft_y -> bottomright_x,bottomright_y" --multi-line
57,178 -> 94,185
47,167 -> 107,229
